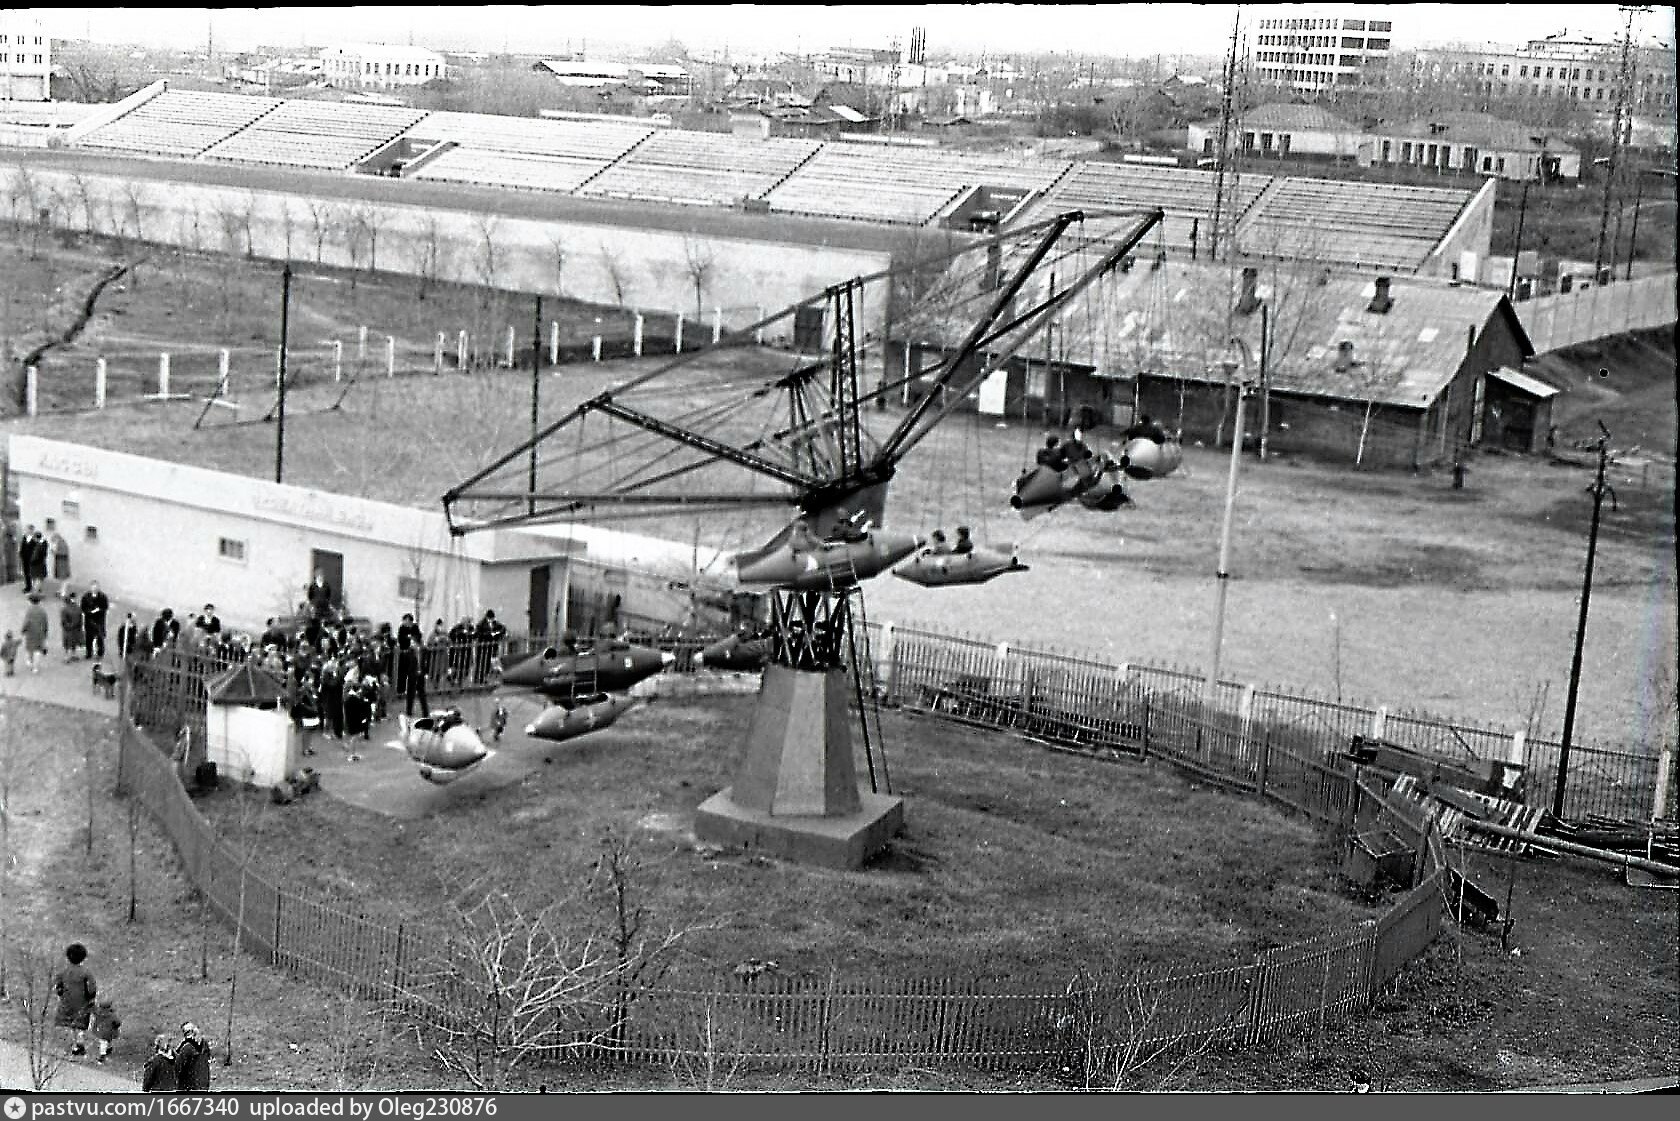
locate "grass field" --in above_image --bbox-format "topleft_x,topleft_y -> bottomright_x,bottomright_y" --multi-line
192,697 -> 1378,987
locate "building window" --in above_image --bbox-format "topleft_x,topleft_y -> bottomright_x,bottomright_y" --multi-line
1260,131 -> 1273,151
1381,139 -> 1392,162
398,575 -> 426,601
1483,155 -> 1493,171
1500,64 -> 1509,77
1366,38 -> 1389,51
217,537 -> 247,562
84,526 -> 98,542
61,499 -> 79,518
1546,67 -> 1554,78
1402,141 -> 1413,162
1496,157 -> 1506,173
1520,65 -> 1528,78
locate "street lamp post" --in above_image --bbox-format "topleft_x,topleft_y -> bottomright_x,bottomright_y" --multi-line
1203,339 -> 1254,715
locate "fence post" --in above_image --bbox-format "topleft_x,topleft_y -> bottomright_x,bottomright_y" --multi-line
1141,691 -> 1151,759
1238,684 -> 1256,775
1371,705 -> 1387,741
25,365 -> 37,416
217,348 -> 230,399
391,921 -> 405,1008
456,330 -> 468,369
592,336 -> 602,362
633,314 -> 644,357
875,621 -> 896,699
755,306 -> 765,345
504,325 -> 515,368
1507,728 -> 1526,769
712,307 -> 723,344
157,352 -> 170,398
1256,727 -> 1270,800
386,335 -> 396,378
1243,952 -> 1270,1046
675,314 -> 684,354
358,324 -> 368,361
433,332 -> 444,375
549,320 -> 559,365
1653,745 -> 1675,823
272,890 -> 281,967
333,339 -> 344,382
95,358 -> 107,409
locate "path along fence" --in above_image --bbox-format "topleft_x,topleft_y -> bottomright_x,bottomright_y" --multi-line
115,646 -> 1453,1079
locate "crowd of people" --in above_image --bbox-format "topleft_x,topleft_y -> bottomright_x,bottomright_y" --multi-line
9,561 -> 516,754
123,572 -> 515,751
51,940 -> 212,1092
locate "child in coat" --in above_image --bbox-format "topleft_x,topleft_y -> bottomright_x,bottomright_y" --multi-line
90,996 -> 121,1062
0,630 -> 18,675
141,1035 -> 176,1092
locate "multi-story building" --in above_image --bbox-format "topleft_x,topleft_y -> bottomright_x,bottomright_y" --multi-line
1412,33 -> 1676,117
1252,5 -> 1394,92
320,44 -> 448,91
0,12 -> 52,102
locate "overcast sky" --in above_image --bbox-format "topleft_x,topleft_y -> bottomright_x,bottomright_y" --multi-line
21,5 -> 1677,59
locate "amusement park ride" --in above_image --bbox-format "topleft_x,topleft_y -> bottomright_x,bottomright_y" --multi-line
440,207 -> 1174,866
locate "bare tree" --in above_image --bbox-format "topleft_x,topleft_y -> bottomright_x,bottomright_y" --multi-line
598,241 -> 630,308
5,944 -> 70,1090
344,205 -> 373,288
472,213 -> 502,294
415,831 -> 695,1091
305,198 -> 337,265
546,231 -> 569,299
680,234 -> 717,319
68,173 -> 101,237
240,191 -> 260,259
413,211 -> 448,300
361,204 -> 390,273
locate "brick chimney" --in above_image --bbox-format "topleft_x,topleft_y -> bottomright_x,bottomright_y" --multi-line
1237,265 -> 1261,315
1368,276 -> 1393,314
1334,340 -> 1356,373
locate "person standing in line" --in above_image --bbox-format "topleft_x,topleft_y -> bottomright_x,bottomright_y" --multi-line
48,522 -> 70,593
19,524 -> 44,594
80,581 -> 110,660
116,611 -> 144,661
173,1022 -> 211,1092
398,633 -> 428,717
60,589 -> 84,662
141,1035 -> 177,1091
52,942 -> 97,1056
21,591 -> 50,674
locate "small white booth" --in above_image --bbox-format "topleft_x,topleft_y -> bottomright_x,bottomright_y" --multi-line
204,662 -> 300,787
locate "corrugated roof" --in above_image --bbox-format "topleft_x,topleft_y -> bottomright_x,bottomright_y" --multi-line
897,246 -> 1532,409
1378,112 -> 1581,153
1487,366 -> 1560,398
1239,103 -> 1358,132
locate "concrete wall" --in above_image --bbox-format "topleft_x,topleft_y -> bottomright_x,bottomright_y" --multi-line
1514,271 -> 1680,354
2,163 -> 893,333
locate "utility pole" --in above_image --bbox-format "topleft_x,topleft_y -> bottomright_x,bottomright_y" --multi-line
1553,423 -> 1617,820
1508,180 -> 1530,299
1209,6 -> 1243,261
529,295 -> 543,517
1592,6 -> 1645,279
274,264 -> 292,484
1625,168 -> 1645,280
1258,302 -> 1271,461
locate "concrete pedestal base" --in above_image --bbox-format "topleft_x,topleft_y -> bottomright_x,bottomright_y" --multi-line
693,662 -> 904,869
694,787 -> 904,870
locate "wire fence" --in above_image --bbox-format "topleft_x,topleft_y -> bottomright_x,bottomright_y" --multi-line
116,647 -> 1450,1080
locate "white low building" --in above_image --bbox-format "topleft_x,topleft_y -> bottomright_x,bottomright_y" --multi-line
321,43 -> 447,90
6,436 -> 598,639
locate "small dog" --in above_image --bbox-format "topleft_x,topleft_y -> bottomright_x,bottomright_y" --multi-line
91,662 -> 120,699
490,702 -> 509,742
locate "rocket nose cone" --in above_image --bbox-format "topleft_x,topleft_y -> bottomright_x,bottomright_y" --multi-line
524,725 -> 537,736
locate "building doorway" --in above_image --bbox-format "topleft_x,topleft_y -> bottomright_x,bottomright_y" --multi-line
528,564 -> 551,641
310,549 -> 344,612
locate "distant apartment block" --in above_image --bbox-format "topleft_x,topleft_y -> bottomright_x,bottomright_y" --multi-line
1412,33 -> 1676,117
0,12 -> 52,102
1252,4 -> 1394,91
320,44 -> 448,91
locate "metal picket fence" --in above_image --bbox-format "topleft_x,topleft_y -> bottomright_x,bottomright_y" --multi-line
115,655 -> 1449,1080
